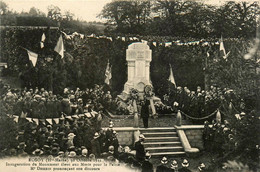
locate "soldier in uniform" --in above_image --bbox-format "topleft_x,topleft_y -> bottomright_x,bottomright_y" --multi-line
156,156 -> 171,172
170,160 -> 178,172
179,159 -> 191,172
141,152 -> 153,172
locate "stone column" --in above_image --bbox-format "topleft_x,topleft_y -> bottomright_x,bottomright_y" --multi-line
120,42 -> 152,100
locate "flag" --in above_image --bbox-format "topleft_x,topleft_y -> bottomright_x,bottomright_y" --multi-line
27,50 -> 38,67
54,35 -> 64,58
165,42 -> 172,47
219,36 -> 227,59
168,64 -> 176,87
33,118 -> 39,125
46,119 -> 52,125
13,116 -> 19,123
40,33 -> 46,48
20,111 -> 27,118
105,60 -> 112,85
25,117 -> 32,122
53,118 -> 59,124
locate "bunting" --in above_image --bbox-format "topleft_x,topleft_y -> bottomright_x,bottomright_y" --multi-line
46,118 -> 53,125
33,118 -> 39,125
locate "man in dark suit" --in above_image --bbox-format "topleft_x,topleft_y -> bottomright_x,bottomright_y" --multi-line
135,134 -> 146,163
141,99 -> 150,128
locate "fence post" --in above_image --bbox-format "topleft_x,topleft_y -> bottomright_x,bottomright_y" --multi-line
176,110 -> 182,126
133,99 -> 139,127
216,109 -> 221,123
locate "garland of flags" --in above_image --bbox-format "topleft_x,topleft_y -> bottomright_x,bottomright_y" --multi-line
20,29 -> 232,69
6,111 -> 98,125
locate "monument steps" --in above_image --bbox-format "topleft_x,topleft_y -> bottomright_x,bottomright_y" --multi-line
146,146 -> 183,153
145,136 -> 179,142
143,141 -> 182,147
142,132 -> 177,137
141,128 -> 185,157
149,152 -> 186,156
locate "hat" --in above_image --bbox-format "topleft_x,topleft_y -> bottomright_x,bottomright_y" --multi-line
68,133 -> 76,137
58,151 -> 64,156
161,157 -> 168,164
182,159 -> 189,167
139,134 -> 145,140
82,149 -> 88,156
51,147 -> 59,155
81,146 -> 87,150
68,151 -> 77,158
18,131 -> 24,135
145,152 -> 151,159
32,149 -> 43,156
68,146 -> 76,151
93,132 -> 99,139
108,146 -> 114,152
198,163 -> 206,171
17,142 -> 26,149
170,160 -> 178,169
43,145 -> 50,150
52,143 -> 59,147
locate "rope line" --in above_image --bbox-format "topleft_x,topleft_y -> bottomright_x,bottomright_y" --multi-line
180,108 -> 219,120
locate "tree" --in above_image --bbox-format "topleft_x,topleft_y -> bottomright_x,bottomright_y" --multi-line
0,0 -> 8,15
28,7 -> 45,17
99,1 -> 152,34
47,5 -> 62,21
63,10 -> 74,21
211,1 -> 259,38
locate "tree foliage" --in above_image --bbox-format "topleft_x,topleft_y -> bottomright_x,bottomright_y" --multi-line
100,0 -> 259,38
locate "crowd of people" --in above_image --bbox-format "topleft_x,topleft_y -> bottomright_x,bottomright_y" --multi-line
0,82 -> 131,118
156,85 -> 243,118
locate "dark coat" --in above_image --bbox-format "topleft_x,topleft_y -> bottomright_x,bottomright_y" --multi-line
135,140 -> 145,162
179,167 -> 192,172
141,100 -> 150,118
142,160 -> 153,172
91,138 -> 101,157
156,165 -> 171,172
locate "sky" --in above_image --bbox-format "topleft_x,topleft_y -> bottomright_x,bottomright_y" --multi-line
3,0 -> 258,22
4,0 -> 112,22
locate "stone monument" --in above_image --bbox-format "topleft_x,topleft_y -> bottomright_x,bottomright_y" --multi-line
119,42 -> 153,100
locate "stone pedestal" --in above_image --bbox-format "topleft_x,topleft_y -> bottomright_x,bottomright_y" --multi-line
119,42 -> 152,100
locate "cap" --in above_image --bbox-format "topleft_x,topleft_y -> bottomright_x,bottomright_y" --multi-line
182,159 -> 189,167
145,152 -> 151,159
68,151 -> 77,158
94,132 -> 99,138
171,160 -> 178,169
68,133 -> 76,137
161,157 -> 168,164
139,134 -> 145,140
